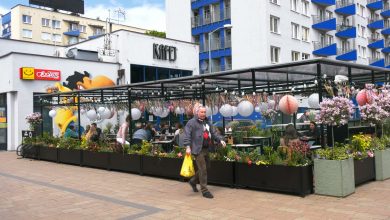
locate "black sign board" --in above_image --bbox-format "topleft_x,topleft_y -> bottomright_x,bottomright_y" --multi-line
29,0 -> 84,14
153,44 -> 177,61
22,130 -> 35,138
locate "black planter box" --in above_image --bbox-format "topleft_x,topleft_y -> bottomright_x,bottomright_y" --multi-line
142,156 -> 182,179
38,146 -> 58,162
82,151 -> 109,170
208,160 -> 235,186
22,144 -> 38,159
235,163 -> 313,196
109,153 -> 141,174
58,149 -> 82,166
354,157 -> 376,186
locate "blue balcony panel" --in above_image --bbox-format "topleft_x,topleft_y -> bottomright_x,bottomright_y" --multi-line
199,48 -> 232,60
381,47 -> 390,53
370,58 -> 385,67
335,4 -> 356,16
368,39 -> 385,49
386,64 -> 390,69
367,20 -> 384,29
88,34 -> 103,39
192,19 -> 231,35
367,0 -> 383,10
191,0 -> 219,9
313,43 -> 337,56
2,12 -> 11,24
311,0 -> 336,6
381,8 -> 390,17
381,27 -> 390,35
312,18 -> 336,31
336,50 -> 357,61
335,26 -> 356,38
2,32 -> 11,38
63,30 -> 80,37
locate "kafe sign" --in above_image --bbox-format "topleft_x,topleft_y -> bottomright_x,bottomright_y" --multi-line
20,67 -> 61,81
153,43 -> 177,61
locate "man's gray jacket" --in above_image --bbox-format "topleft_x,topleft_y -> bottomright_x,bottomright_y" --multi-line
183,116 -> 223,155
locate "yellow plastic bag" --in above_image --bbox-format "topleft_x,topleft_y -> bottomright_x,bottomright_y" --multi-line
180,155 -> 195,177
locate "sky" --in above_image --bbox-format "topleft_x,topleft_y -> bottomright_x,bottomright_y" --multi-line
0,0 -> 166,31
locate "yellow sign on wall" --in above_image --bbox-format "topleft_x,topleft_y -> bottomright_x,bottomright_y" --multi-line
20,67 -> 35,80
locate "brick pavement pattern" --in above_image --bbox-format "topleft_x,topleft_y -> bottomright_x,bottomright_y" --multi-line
1,151 -> 390,219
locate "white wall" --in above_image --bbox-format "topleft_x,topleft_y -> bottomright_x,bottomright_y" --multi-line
0,38 -> 65,57
4,53 -> 120,150
165,0 -> 192,42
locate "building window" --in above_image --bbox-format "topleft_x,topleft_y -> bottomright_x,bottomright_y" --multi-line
68,36 -> 78,44
302,0 -> 309,16
52,34 -> 62,42
359,4 -> 365,18
94,28 -> 104,35
291,0 -> 298,12
292,51 -> 300,61
42,18 -> 50,27
291,23 -> 299,39
270,15 -> 280,34
302,53 -> 310,60
302,26 -> 309,41
22,29 -> 32,38
326,34 -> 333,44
70,23 -> 78,31
271,46 -> 280,63
79,25 -> 86,33
52,20 -> 61,29
362,46 -> 367,58
270,0 -> 279,5
22,15 -> 32,24
41,32 -> 51,41
79,37 -> 86,42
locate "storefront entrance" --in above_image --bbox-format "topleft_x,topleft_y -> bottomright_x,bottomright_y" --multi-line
0,94 -> 7,150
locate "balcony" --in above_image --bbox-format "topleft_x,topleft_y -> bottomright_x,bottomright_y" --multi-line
224,39 -> 231,48
381,40 -> 390,53
335,0 -> 356,16
224,7 -> 231,19
368,37 -> 385,49
312,42 -> 337,56
311,0 -> 335,7
312,16 -> 336,31
381,24 -> 390,35
367,0 -> 383,11
63,29 -> 80,37
222,63 -> 232,71
191,16 -> 201,28
336,48 -> 357,61
335,25 -> 356,38
367,18 -> 384,29
369,57 -> 385,67
381,4 -> 390,17
210,39 -> 222,51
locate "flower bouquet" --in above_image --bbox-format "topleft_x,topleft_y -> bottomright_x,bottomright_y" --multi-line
25,112 -> 43,131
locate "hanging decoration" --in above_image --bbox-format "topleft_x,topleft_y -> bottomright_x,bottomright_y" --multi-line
308,93 -> 320,108
49,109 -> 57,118
237,100 -> 254,117
131,108 -> 142,120
220,104 -> 233,117
279,95 -> 299,115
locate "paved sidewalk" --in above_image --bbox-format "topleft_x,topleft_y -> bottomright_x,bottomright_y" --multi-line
1,151 -> 390,220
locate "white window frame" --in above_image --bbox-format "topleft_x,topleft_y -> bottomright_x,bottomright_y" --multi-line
52,34 -> 62,43
22,15 -> 32,24
270,15 -> 280,34
302,26 -> 309,42
41,18 -> 50,27
362,46 -> 367,59
302,53 -> 310,60
291,23 -> 299,40
292,51 -> 300,61
52,20 -> 61,29
22,29 -> 32,38
291,0 -> 298,12
302,0 -> 309,16
271,46 -> 280,63
79,25 -> 86,33
41,32 -> 51,41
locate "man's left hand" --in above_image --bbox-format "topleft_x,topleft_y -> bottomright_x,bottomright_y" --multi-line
220,140 -> 226,147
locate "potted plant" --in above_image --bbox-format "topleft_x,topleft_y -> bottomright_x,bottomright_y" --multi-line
82,140 -> 112,170
57,137 -> 82,166
371,136 -> 390,181
208,145 -> 235,186
36,133 -> 59,162
109,144 -> 142,174
314,145 -> 355,197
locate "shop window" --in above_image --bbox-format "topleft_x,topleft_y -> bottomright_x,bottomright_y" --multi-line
131,65 -> 144,83
145,66 -> 156,82
158,67 -> 170,80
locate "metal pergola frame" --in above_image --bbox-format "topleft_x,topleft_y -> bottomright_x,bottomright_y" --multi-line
35,58 -> 390,146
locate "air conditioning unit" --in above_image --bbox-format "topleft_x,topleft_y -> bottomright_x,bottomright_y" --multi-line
66,47 -> 78,58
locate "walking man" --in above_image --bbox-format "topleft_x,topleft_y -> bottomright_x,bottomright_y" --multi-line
184,105 -> 226,199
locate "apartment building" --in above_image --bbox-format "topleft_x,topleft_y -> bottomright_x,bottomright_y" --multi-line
1,4 -> 147,46
166,0 -> 390,72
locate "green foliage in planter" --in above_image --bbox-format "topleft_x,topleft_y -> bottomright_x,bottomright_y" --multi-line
35,132 -> 60,147
232,131 -> 247,144
58,138 -> 82,150
136,141 -> 153,155
270,127 -> 282,148
349,134 -> 373,160
103,122 -> 113,136
247,127 -> 262,137
316,144 -> 352,160
209,145 -> 233,161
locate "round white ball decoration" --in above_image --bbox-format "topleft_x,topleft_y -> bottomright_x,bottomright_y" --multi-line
308,93 -> 320,108
160,108 -> 170,118
154,107 -> 163,117
268,100 -> 276,108
254,105 -> 261,113
231,106 -> 238,117
117,109 -> 124,116
175,107 -> 184,115
219,104 -> 233,117
86,109 -> 97,121
238,100 -> 254,117
98,106 -> 106,114
131,108 -> 142,120
80,109 -> 86,115
49,109 -> 57,118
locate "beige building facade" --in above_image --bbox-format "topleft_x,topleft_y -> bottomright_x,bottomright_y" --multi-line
1,4 -> 147,46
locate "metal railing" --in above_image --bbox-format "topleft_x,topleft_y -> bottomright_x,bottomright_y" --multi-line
312,15 -> 333,24
337,24 -> 353,32
224,8 -> 231,19
222,63 -> 232,71
336,0 -> 354,8
313,41 -> 333,50
224,39 -> 232,48
191,16 -> 201,27
385,39 -> 390,47
368,17 -> 382,23
368,36 -> 382,43
212,11 -> 221,23
337,47 -> 355,55
368,0 -> 381,4
384,3 -> 390,10
210,39 -> 221,51
369,57 -> 382,64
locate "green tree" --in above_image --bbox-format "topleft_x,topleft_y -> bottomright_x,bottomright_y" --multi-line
146,30 -> 166,38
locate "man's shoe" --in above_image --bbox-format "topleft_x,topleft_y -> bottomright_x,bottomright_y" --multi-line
189,180 -> 198,192
202,191 -> 214,199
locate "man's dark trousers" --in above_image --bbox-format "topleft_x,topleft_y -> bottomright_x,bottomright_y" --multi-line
190,148 -> 210,193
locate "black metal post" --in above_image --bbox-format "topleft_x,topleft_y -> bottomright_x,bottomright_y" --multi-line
40,99 -> 43,137
128,89 -> 132,142
317,63 -> 324,147
348,66 -> 352,85
371,70 -> 375,84
77,94 -> 81,140
201,79 -> 206,105
251,69 -> 256,93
